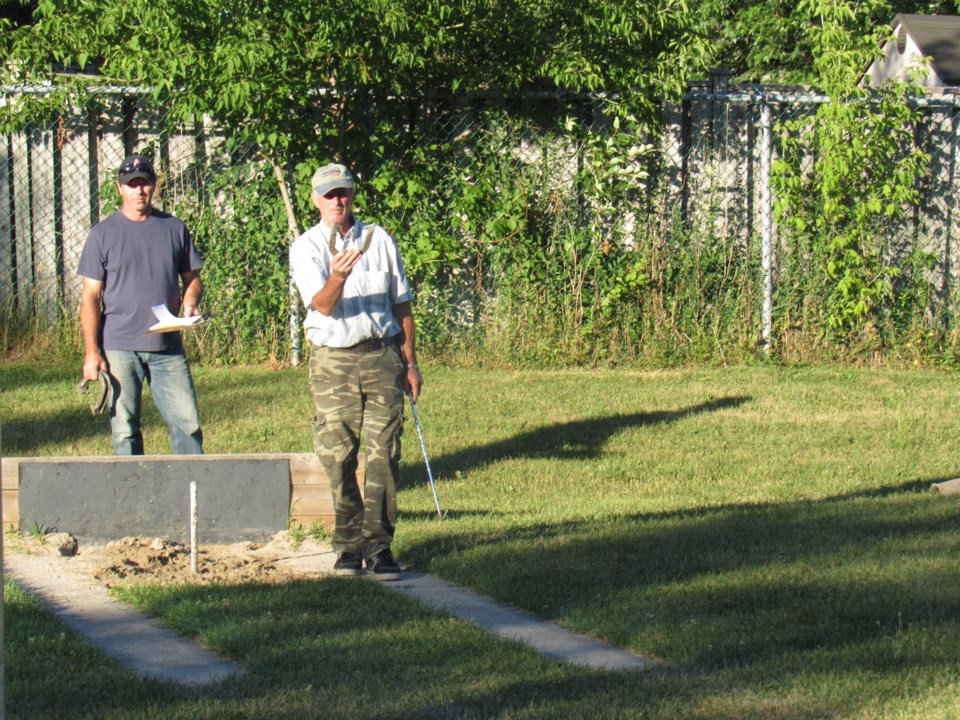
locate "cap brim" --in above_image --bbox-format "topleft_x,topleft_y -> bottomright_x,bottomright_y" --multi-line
119,171 -> 156,184
313,179 -> 354,197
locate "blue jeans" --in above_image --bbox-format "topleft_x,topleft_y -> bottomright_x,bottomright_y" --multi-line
104,348 -> 204,455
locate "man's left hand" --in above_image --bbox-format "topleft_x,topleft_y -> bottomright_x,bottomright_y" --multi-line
406,366 -> 423,403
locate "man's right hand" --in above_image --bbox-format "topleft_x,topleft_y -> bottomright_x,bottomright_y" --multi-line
83,351 -> 107,381
311,248 -> 364,315
330,248 -> 363,278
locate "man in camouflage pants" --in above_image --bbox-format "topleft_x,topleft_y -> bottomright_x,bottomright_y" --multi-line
290,163 -> 422,580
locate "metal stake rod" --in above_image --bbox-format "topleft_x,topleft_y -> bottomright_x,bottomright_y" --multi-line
190,481 -> 199,573
408,394 -> 444,519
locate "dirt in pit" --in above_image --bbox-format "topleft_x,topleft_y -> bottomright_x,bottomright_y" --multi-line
7,531 -> 337,588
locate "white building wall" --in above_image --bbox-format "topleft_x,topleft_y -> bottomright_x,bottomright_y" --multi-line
866,31 -> 945,88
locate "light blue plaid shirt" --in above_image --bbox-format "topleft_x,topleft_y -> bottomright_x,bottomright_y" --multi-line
290,219 -> 413,348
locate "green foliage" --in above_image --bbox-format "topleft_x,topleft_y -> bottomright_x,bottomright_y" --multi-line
0,0 -> 712,366
358,99 -> 760,367
308,521 -> 330,542
287,522 -> 305,548
166,157 -> 292,364
6,0 -> 960,367
771,0 -> 933,349
2,0 -> 703,150
693,0 -> 959,83
28,519 -> 48,542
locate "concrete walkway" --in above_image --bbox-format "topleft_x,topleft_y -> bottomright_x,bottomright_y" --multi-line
391,571 -> 657,671
5,552 -> 657,686
4,552 -> 241,686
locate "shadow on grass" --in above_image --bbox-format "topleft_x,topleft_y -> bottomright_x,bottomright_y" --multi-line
8,372 -> 957,717
2,410 -> 107,453
11,489 -> 957,719
5,581 -> 178,719
8,575 -> 801,720
1,361 -> 110,452
9,565 -> 921,720
2,363 -> 311,455
0,361 -> 76,390
401,395 -> 752,490
402,478 -> 960,693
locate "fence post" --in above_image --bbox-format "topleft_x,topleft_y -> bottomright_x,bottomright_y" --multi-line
709,68 -> 734,153
759,97 -> 774,352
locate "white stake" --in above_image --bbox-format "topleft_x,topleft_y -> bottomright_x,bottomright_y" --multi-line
190,481 -> 198,574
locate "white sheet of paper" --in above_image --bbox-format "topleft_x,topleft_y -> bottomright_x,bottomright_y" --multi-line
146,304 -> 209,334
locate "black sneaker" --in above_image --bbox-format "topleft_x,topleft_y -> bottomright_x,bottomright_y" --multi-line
333,551 -> 362,577
365,549 -> 402,581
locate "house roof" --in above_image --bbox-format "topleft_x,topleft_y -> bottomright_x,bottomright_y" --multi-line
893,13 -> 960,86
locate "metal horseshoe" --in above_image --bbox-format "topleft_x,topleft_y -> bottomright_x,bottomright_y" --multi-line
359,225 -> 373,253
329,223 -> 374,255
327,223 -> 341,254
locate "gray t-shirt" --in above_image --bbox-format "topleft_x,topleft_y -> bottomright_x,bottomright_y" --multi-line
77,209 -> 202,351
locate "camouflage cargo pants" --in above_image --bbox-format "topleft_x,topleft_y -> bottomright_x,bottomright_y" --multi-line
309,338 -> 405,558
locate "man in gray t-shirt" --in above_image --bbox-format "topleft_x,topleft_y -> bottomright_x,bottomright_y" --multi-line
77,154 -> 204,455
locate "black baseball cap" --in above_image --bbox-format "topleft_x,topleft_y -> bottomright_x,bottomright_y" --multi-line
118,155 -> 156,184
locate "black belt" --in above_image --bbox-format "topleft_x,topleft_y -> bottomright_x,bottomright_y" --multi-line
341,335 -> 397,353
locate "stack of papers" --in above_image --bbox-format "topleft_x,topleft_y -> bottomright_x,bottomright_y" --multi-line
146,304 -> 212,334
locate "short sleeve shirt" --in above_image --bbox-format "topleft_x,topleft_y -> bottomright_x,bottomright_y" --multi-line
77,209 -> 202,351
290,219 -> 413,348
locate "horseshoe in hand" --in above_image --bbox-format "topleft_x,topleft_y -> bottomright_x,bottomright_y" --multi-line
328,223 -> 374,255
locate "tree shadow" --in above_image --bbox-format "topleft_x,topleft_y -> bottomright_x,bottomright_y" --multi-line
1,364 -> 313,455
402,477 -> 960,689
2,410 -> 110,453
18,515 -> 953,720
402,395 -> 752,488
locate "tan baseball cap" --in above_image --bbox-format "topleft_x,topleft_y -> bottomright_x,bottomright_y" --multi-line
311,163 -> 354,197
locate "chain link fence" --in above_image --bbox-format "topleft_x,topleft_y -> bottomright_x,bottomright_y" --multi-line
3,74 -> 960,364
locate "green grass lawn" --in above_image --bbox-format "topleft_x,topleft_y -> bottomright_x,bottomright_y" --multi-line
4,359 -> 960,718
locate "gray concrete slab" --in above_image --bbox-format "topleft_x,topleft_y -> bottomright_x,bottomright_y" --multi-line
389,571 -> 659,671
931,478 -> 960,494
4,553 -> 242,686
18,456 -> 290,544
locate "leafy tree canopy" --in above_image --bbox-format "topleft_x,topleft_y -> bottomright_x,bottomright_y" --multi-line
695,0 -> 959,84
1,0 -> 707,146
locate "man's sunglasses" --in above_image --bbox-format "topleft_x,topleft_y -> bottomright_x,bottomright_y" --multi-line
119,158 -> 155,175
